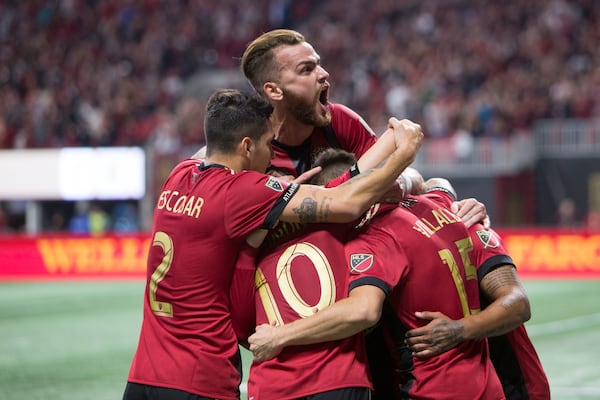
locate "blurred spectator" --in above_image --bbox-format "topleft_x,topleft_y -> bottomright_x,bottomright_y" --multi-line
68,200 -> 110,235
0,203 -> 9,233
556,197 -> 579,227
111,202 -> 140,232
68,200 -> 91,233
88,203 -> 110,235
4,200 -> 26,232
1,0 -> 598,151
1,1 -> 599,231
585,210 -> 600,231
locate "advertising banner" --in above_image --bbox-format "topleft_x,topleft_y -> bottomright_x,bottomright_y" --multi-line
0,234 -> 150,280
0,229 -> 598,280
497,228 -> 600,278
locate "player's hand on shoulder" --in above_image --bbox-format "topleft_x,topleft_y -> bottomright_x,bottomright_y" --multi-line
452,198 -> 489,228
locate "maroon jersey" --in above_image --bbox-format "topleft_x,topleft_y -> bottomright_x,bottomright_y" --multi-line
248,225 -> 372,399
346,193 -> 504,400
127,159 -> 299,399
499,325 -> 550,400
470,226 -> 550,400
230,244 -> 260,343
269,103 -> 377,176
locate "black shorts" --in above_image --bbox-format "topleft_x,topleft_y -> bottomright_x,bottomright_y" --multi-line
297,387 -> 371,400
122,382 -> 216,400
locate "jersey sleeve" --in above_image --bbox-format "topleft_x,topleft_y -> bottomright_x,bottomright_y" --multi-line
346,222 -> 408,296
469,225 -> 516,281
224,172 -> 299,239
329,103 -> 378,158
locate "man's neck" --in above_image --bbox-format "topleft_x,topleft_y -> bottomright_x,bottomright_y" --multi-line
271,110 -> 314,146
203,155 -> 243,172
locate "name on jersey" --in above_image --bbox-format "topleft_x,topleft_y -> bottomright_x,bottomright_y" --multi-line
413,207 -> 459,238
157,190 -> 204,219
262,221 -> 303,250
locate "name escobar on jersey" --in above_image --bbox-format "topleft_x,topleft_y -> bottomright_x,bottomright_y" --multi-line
157,189 -> 204,219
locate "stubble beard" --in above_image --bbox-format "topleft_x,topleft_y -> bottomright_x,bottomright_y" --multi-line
284,90 -> 331,128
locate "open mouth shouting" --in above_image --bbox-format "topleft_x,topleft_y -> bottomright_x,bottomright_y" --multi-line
319,83 -> 330,111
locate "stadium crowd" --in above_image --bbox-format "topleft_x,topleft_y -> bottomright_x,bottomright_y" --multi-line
1,0 -> 599,232
1,0 -> 599,151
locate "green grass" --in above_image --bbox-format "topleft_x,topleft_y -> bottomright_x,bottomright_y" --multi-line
522,280 -> 600,399
0,279 -> 599,400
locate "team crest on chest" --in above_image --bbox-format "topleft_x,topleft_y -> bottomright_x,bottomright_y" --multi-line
350,253 -> 374,273
476,230 -> 500,248
265,176 -> 284,192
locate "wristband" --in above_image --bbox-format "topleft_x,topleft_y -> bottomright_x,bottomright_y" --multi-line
401,172 -> 413,196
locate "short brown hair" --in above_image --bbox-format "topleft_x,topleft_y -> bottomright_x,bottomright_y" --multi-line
310,148 -> 357,186
241,29 -> 305,95
204,89 -> 273,155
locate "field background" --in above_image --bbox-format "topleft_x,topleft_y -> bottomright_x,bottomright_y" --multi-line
1,279 -> 599,400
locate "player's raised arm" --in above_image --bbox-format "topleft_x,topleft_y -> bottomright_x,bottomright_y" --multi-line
278,118 -> 422,224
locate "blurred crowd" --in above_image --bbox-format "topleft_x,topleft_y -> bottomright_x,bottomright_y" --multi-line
304,0 -> 600,137
0,0 -> 318,151
1,0 -> 599,152
1,0 -> 599,232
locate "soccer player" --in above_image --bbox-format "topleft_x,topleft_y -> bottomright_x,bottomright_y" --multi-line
247,150 -> 505,399
239,28 -> 487,227
404,180 -> 551,400
241,133 -> 418,400
122,89 -> 423,400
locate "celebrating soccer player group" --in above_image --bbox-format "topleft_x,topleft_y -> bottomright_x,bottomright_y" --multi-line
122,29 -> 550,400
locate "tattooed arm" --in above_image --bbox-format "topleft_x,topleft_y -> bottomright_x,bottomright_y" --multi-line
278,118 -> 422,224
405,265 -> 530,359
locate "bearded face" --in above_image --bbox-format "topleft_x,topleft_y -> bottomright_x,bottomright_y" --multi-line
282,86 -> 331,128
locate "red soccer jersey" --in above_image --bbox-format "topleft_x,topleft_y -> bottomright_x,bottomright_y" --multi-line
469,225 -> 550,400
502,325 -> 550,400
346,194 -> 504,400
127,159 -> 299,399
248,225 -> 372,399
269,103 -> 377,176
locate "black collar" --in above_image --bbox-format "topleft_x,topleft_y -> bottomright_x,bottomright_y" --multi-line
198,162 -> 228,171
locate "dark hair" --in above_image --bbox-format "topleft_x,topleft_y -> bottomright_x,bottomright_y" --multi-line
241,29 -> 305,95
204,89 -> 274,155
310,148 -> 357,185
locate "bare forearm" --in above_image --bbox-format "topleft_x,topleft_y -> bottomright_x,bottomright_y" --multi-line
332,144 -> 417,214
276,297 -> 374,347
280,118 -> 421,224
406,266 -> 530,359
463,267 -> 531,339
357,128 -> 394,172
249,288 -> 385,361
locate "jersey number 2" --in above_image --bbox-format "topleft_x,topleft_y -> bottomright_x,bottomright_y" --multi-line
149,231 -> 174,317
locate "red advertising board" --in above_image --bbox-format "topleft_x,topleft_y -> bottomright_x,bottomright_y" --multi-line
496,228 -> 600,279
0,229 -> 598,280
0,233 -> 150,280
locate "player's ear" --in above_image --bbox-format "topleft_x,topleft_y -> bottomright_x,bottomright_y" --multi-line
264,82 -> 283,100
240,137 -> 253,157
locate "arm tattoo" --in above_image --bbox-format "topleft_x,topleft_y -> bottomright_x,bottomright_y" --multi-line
482,267 -> 518,297
293,197 -> 318,223
318,196 -> 332,221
